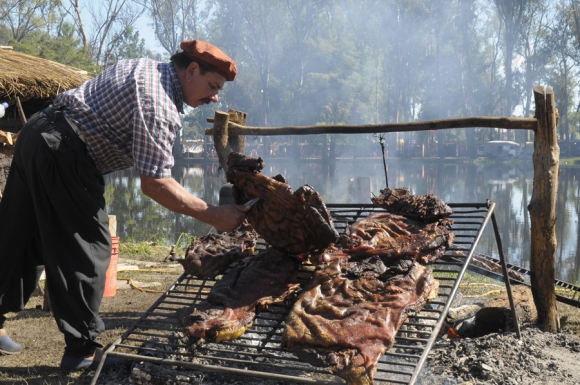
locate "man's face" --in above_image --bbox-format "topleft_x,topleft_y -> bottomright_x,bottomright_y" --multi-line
181,62 -> 227,108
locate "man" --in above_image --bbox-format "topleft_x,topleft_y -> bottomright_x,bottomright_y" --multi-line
0,40 -> 249,370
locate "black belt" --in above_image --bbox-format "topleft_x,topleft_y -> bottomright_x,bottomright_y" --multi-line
41,107 -> 87,152
43,106 -> 68,125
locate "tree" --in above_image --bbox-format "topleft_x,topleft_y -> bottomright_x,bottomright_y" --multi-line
517,0 -> 552,125
62,0 -> 145,67
110,25 -> 148,61
0,0 -> 57,43
146,0 -> 209,56
492,0 -> 535,121
11,22 -> 97,73
544,4 -> 578,144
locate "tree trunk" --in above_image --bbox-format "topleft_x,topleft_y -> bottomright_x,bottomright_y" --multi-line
528,86 -> 559,333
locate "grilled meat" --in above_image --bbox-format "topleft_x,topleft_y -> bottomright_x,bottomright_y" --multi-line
179,225 -> 258,278
226,151 -> 339,256
339,212 -> 454,265
371,187 -> 453,222
310,210 -> 454,273
282,260 -> 438,385
180,248 -> 301,345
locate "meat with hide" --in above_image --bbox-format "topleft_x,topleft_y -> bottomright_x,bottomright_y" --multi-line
179,225 -> 258,278
312,212 -> 454,268
226,151 -> 339,256
371,187 -> 453,222
179,248 -> 301,345
282,260 -> 439,385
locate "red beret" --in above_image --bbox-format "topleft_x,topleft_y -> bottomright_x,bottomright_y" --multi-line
180,40 -> 237,81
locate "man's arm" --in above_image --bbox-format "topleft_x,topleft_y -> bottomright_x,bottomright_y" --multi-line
140,174 -> 249,232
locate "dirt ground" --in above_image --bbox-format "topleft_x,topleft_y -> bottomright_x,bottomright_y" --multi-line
0,246 -> 180,385
1,245 -> 580,385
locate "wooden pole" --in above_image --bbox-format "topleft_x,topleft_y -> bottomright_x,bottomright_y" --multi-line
212,111 -> 230,172
528,86 -> 560,333
15,96 -> 27,124
205,116 -> 537,137
211,110 -> 248,173
227,109 -> 247,155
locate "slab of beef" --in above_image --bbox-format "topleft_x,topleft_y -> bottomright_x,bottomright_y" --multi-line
282,260 -> 438,385
315,212 -> 454,267
371,187 -> 453,222
179,225 -> 258,278
179,248 -> 301,345
226,151 -> 339,256
470,251 -> 525,282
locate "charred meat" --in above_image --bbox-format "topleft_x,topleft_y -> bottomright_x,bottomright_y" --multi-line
282,261 -> 438,385
179,225 -> 258,279
180,248 -> 301,345
226,151 -> 339,255
371,187 -> 453,222
335,212 -> 454,265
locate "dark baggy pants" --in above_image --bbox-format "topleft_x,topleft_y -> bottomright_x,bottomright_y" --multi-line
0,108 -> 111,356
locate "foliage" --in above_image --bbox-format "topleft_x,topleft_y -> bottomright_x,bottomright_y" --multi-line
2,0 -> 580,151
110,26 -> 148,62
10,22 -> 99,74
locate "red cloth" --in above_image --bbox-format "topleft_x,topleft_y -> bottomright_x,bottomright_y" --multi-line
180,40 -> 237,81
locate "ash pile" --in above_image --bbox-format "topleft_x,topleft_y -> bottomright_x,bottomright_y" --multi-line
421,326 -> 580,385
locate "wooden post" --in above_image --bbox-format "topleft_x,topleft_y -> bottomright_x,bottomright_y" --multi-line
227,109 -> 247,155
212,109 -> 248,173
528,86 -> 559,333
108,215 -> 117,237
213,110 -> 230,172
15,96 -> 26,124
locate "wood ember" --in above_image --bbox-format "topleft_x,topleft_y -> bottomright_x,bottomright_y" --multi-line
282,260 -> 439,385
178,224 -> 258,278
371,187 -> 453,222
178,248 -> 301,346
226,151 -> 339,256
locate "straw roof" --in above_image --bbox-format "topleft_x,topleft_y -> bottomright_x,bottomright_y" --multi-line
0,47 -> 91,102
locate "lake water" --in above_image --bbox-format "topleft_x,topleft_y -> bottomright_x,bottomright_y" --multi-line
104,157 -> 580,284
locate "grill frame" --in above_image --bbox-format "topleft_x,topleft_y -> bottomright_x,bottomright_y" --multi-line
91,200 -> 517,385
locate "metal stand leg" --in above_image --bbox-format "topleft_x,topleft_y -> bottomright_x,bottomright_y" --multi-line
491,211 -> 522,339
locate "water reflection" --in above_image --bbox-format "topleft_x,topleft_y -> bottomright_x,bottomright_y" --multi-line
104,159 -> 580,283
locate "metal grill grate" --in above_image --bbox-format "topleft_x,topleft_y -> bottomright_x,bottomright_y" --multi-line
92,201 -> 506,385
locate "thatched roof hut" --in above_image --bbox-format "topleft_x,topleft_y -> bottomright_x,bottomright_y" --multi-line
0,47 -> 91,194
0,46 -> 91,131
0,46 -> 90,101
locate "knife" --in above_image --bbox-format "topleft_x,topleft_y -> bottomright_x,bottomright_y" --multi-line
244,197 -> 260,207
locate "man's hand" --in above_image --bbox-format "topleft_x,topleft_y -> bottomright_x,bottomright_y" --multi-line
139,174 -> 250,232
209,204 -> 251,232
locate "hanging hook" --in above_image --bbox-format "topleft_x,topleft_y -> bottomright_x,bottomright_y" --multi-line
372,133 -> 389,188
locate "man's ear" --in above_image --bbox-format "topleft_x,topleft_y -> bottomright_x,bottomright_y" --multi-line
186,62 -> 200,81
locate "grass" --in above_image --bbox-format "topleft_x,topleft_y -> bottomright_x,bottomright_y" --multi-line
560,157 -> 580,167
119,233 -> 195,255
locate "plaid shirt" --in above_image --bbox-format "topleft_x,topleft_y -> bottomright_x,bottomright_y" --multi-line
52,59 -> 184,178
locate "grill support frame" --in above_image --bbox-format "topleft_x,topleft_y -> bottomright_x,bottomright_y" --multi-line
91,200 -> 520,385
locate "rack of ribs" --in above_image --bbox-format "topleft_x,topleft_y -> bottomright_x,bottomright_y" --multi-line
314,212 -> 454,267
226,151 -> 339,256
282,260 -> 439,385
179,248 -> 302,346
179,225 -> 258,278
371,187 -> 453,222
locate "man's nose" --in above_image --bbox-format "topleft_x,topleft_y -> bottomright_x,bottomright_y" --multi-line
210,94 -> 219,103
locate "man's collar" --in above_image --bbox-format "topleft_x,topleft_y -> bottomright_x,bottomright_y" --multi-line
168,63 -> 184,114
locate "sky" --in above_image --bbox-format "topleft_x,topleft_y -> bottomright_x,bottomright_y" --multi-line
134,13 -> 165,54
